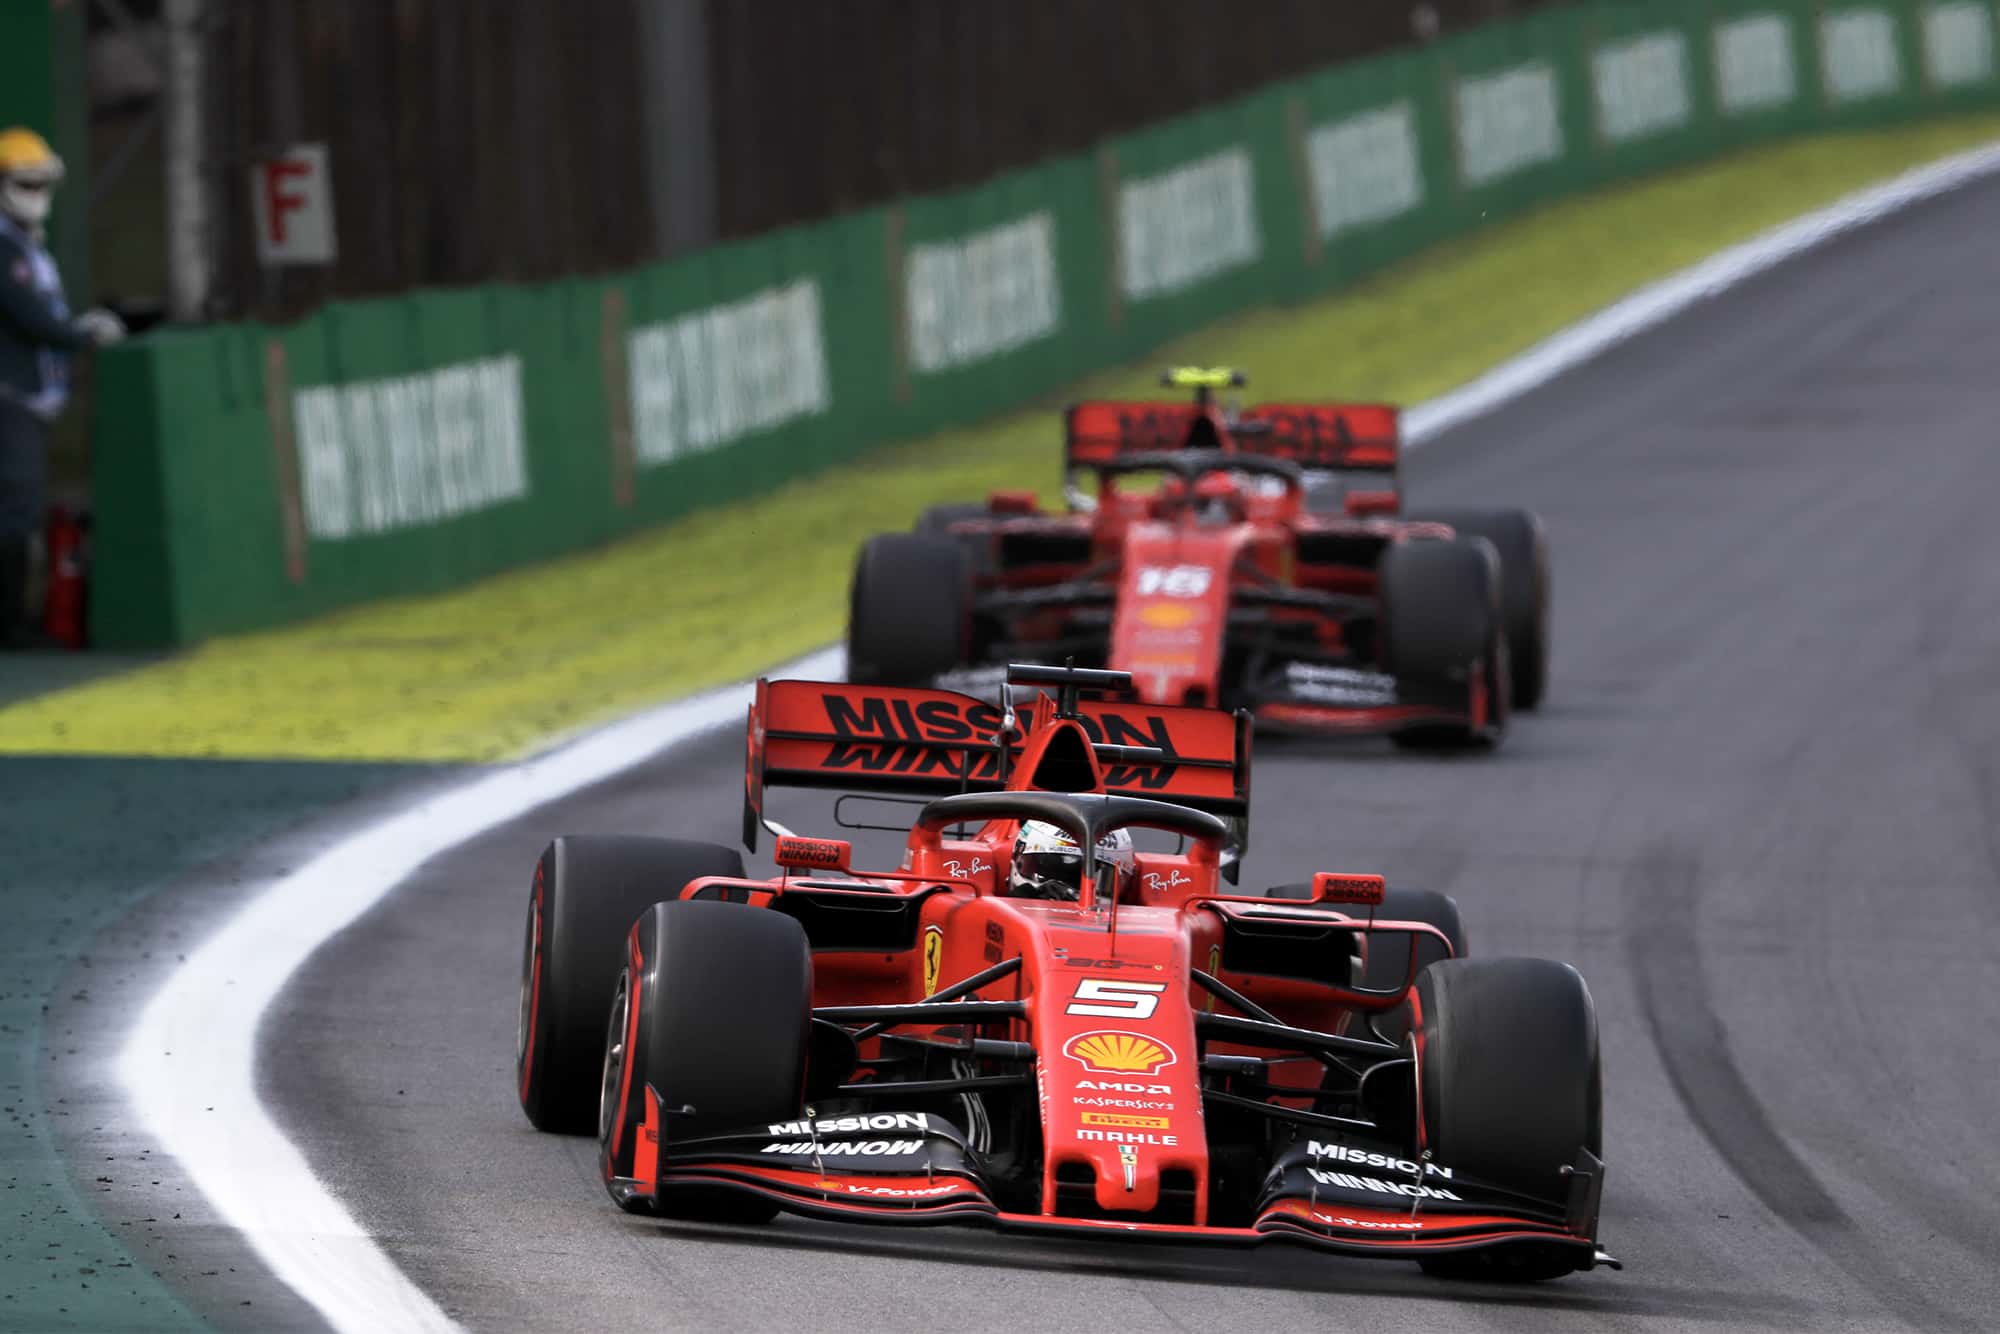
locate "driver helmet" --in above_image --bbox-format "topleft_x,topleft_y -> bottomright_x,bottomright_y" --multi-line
1009,821 -> 1135,902
1192,471 -> 1242,525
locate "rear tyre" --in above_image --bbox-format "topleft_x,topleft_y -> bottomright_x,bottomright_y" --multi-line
1414,957 -> 1601,1281
516,837 -> 746,1135
1379,537 -> 1503,750
600,901 -> 812,1220
848,533 -> 969,685
1410,509 -> 1549,710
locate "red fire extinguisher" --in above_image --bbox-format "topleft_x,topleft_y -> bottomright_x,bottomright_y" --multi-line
43,503 -> 89,650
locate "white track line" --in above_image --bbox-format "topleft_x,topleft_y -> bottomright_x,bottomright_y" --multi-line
1402,140 -> 2000,445
117,138 -> 2000,1334
117,647 -> 842,1334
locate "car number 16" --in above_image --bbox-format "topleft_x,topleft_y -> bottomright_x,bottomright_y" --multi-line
1135,565 -> 1212,598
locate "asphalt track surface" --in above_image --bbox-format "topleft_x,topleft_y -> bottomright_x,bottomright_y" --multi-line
243,177 -> 2000,1332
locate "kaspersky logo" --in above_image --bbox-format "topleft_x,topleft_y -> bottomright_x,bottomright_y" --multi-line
1063,1030 -> 1176,1076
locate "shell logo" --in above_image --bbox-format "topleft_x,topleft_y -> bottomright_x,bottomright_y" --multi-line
1063,1030 -> 1177,1076
1139,603 -> 1198,629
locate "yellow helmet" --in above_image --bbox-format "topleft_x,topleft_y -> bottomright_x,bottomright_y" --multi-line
0,128 -> 64,183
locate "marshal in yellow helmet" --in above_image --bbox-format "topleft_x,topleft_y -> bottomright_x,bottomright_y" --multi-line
0,128 -> 65,182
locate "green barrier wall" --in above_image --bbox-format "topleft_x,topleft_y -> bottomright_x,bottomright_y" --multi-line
91,0 -> 2000,647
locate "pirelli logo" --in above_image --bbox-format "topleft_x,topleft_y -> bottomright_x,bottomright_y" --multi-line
1081,1112 -> 1171,1130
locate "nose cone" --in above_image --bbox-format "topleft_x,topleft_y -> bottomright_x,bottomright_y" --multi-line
1031,914 -> 1208,1221
1110,525 -> 1236,705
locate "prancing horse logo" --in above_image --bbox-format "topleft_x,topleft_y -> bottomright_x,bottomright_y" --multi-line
922,925 -> 944,996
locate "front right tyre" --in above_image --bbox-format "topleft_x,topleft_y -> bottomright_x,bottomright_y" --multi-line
847,533 -> 970,685
516,836 -> 745,1135
599,900 -> 812,1219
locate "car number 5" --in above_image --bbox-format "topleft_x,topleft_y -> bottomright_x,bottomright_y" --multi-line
1068,978 -> 1166,1018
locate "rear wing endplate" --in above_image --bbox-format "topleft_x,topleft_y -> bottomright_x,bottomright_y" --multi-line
744,679 -> 1250,851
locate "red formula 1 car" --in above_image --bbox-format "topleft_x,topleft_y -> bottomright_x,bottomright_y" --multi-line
515,664 -> 1615,1279
848,368 -> 1549,748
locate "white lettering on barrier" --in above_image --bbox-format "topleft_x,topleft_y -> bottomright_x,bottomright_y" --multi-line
1714,15 -> 1798,116
1118,148 -> 1262,300
1455,63 -> 1564,187
906,212 -> 1060,373
1821,9 -> 1902,104
1924,3 -> 1995,88
294,355 -> 528,541
1306,102 -> 1423,240
627,280 -> 830,466
1593,33 -> 1692,143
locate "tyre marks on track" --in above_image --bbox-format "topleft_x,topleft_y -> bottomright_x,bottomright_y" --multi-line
1625,841 -> 1973,1334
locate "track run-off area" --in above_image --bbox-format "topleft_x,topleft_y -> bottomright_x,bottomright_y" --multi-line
13,147 -> 2000,1331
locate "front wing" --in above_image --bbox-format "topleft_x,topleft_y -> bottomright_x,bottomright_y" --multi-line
615,1114 -> 1616,1270
1240,663 -> 1500,741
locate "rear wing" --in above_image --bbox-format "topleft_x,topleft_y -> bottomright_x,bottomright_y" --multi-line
1065,401 -> 1202,468
1065,399 -> 1400,474
744,678 -> 1251,850
1237,404 -> 1399,472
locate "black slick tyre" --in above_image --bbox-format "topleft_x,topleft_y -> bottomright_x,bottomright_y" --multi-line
848,533 -> 969,685
599,900 -> 812,1220
516,837 -> 746,1135
1379,537 -> 1502,749
1410,509 -> 1549,710
1414,957 -> 1601,1281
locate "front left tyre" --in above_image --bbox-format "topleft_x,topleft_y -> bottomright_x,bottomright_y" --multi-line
1408,508 -> 1549,710
1413,956 -> 1601,1281
1378,536 -> 1507,749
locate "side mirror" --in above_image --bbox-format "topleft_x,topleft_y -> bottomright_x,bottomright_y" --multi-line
987,489 -> 1038,514
1311,871 -> 1385,906
775,836 -> 852,873
1344,490 -> 1400,518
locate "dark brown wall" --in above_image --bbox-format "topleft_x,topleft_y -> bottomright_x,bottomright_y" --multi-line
206,0 -> 658,319
705,0 -> 1557,238
203,0 -> 1558,318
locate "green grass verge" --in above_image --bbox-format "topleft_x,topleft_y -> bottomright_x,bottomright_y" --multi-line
3,114 -> 1998,761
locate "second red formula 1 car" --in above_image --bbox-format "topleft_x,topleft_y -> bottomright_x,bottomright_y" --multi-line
515,663 -> 1615,1279
848,368 -> 1549,748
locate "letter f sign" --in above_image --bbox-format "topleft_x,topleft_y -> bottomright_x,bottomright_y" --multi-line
264,159 -> 310,244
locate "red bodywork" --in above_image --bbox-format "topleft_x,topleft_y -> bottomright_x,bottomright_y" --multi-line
601,673 -> 1605,1269
931,396 -> 1499,738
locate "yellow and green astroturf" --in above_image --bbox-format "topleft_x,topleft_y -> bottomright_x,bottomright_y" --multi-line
3,114 -> 1997,763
